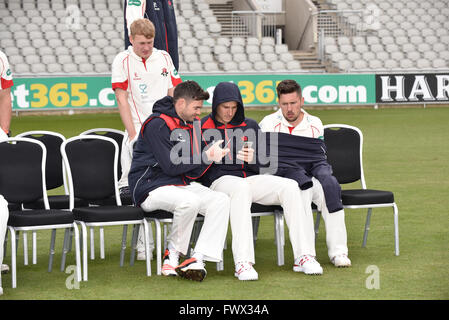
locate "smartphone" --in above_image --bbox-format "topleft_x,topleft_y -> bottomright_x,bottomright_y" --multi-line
242,141 -> 253,148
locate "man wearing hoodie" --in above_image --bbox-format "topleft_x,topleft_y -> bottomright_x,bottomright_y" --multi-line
129,80 -> 231,282
200,82 -> 323,281
112,18 -> 181,259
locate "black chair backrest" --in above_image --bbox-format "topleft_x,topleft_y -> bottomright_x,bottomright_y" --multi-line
0,139 -> 45,204
82,130 -> 124,177
19,132 -> 64,190
324,126 -> 361,184
65,137 -> 117,201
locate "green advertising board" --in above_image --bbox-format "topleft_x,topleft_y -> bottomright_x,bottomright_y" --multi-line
11,73 -> 376,111
185,74 -> 375,106
11,76 -> 116,111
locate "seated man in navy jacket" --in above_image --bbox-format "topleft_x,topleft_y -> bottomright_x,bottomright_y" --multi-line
129,81 -> 231,281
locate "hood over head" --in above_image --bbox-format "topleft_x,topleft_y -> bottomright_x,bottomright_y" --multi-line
211,82 -> 245,125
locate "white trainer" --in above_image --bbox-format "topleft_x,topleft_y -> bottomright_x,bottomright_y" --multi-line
331,254 -> 351,267
235,262 -> 259,281
293,255 -> 323,275
1,264 -> 9,274
161,249 -> 179,277
0,286 -> 3,296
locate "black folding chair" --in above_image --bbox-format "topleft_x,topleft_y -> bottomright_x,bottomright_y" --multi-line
61,135 -> 151,281
78,128 -> 131,261
315,124 -> 399,256
0,137 -> 81,288
15,131 -> 87,266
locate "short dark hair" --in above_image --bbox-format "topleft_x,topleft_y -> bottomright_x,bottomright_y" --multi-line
173,81 -> 210,103
276,79 -> 302,98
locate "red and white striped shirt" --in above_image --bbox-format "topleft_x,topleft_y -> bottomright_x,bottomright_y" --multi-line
111,46 -> 181,129
259,108 -> 324,139
0,50 -> 13,90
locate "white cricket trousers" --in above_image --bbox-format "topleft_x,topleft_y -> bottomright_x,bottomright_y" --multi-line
118,129 -> 136,189
210,175 -> 317,265
306,177 -> 348,260
0,195 -> 8,288
140,182 -> 230,262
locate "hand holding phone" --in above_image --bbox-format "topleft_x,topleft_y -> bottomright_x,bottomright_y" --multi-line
237,141 -> 254,163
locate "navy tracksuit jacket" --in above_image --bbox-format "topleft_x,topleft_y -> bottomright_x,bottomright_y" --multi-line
267,132 -> 343,213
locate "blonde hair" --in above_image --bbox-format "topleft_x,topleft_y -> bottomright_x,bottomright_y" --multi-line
130,18 -> 155,39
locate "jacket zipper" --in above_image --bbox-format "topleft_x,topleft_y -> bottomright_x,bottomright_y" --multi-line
132,165 -> 151,204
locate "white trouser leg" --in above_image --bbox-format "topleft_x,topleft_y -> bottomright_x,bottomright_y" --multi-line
211,176 -> 254,265
0,195 -> 8,288
247,175 -> 316,259
141,185 -> 200,255
310,177 -> 348,260
188,183 -> 230,262
118,130 -> 132,189
118,125 -> 141,189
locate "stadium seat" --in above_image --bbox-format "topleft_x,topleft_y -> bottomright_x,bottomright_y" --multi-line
315,125 -> 399,256
223,61 -> 239,72
238,61 -> 253,71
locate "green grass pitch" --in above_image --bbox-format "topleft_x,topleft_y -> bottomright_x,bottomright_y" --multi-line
1,106 -> 448,300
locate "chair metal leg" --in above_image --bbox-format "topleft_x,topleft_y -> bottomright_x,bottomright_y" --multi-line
252,216 -> 260,248
89,227 -> 95,260
362,208 -> 372,248
61,228 -> 70,272
314,211 -> 321,241
99,227 -> 105,259
67,228 -> 73,253
129,224 -> 139,266
32,231 -> 37,264
120,225 -> 128,267
79,222 -> 88,281
393,203 -> 399,256
48,229 -> 56,272
3,228 -> 7,260
23,232 -> 28,266
163,223 -> 168,253
142,221 -> 151,276
274,211 -> 285,266
8,227 -> 17,288
15,231 -> 19,256
72,223 -> 82,283
153,220 -> 162,275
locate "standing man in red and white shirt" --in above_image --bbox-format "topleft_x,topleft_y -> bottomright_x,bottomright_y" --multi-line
0,50 -> 13,141
259,79 -> 351,268
111,18 -> 181,259
0,49 -> 14,295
